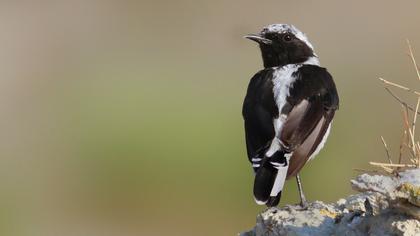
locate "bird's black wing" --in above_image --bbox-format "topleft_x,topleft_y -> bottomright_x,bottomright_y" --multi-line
243,68 -> 285,205
279,65 -> 339,178
242,69 -> 278,167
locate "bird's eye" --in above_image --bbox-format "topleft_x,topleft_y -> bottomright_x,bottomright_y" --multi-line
283,34 -> 292,42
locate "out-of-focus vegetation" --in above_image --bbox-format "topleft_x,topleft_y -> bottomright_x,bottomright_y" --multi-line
1,1 -> 420,235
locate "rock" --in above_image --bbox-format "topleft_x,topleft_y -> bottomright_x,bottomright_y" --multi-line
393,219 -> 420,236
397,183 -> 420,207
350,173 -> 398,197
241,169 -> 420,236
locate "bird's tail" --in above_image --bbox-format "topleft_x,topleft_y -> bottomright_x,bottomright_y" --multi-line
253,151 -> 289,207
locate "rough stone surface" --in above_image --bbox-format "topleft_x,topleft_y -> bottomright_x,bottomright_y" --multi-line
241,169 -> 420,236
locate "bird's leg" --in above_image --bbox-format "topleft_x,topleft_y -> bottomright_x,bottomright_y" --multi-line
296,174 -> 308,209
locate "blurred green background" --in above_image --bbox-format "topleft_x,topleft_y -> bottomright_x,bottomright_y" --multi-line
1,1 -> 420,235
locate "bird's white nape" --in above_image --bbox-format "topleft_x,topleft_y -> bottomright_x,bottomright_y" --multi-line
303,56 -> 320,66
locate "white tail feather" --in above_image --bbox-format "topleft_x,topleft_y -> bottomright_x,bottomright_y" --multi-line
270,164 -> 289,197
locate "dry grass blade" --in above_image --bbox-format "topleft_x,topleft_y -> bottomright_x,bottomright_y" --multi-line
403,142 -> 418,163
380,136 -> 393,164
412,97 -> 420,134
417,141 -> 420,167
415,141 -> 420,167
384,88 -> 420,115
353,168 -> 383,174
403,104 -> 418,160
379,78 -> 420,96
402,104 -> 411,129
369,161 -> 417,174
368,40 -> 420,174
398,131 -> 407,165
402,106 -> 418,164
407,39 -> 420,81
369,162 -> 417,168
377,165 -> 394,174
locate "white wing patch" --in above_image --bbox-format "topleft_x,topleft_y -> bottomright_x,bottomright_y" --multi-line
307,123 -> 332,161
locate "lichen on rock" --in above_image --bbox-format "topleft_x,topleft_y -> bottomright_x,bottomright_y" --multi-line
241,169 -> 420,236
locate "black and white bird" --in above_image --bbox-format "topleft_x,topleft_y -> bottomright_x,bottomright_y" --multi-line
242,24 -> 339,207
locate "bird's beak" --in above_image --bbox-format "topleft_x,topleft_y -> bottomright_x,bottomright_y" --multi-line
244,34 -> 272,45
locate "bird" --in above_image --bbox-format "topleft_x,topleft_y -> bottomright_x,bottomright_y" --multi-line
242,24 -> 339,208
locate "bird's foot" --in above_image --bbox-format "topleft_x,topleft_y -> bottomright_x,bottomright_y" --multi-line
296,200 -> 309,211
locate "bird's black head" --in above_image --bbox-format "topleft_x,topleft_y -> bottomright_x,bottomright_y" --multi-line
245,24 -> 318,68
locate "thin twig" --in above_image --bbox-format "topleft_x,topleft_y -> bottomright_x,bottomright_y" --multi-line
398,130 -> 406,165
410,93 -> 420,166
407,39 -> 420,81
365,40 -> 420,175
401,106 -> 417,160
379,77 -> 420,96
378,165 -> 395,173
409,98 -> 420,167
417,141 -> 420,168
406,124 -> 417,161
408,124 -> 417,160
413,97 -> 420,135
353,168 -> 383,174
380,136 -> 393,164
416,141 -> 420,167
403,143 -> 418,162
384,87 -> 420,115
369,162 -> 417,168
403,104 -> 411,129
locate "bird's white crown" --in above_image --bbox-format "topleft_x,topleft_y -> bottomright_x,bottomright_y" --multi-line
262,24 -> 314,50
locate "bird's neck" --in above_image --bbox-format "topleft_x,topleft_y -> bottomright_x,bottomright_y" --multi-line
263,56 -> 320,68
301,56 -> 320,66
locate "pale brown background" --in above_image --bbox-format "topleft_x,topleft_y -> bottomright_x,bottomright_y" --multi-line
1,1 -> 420,235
